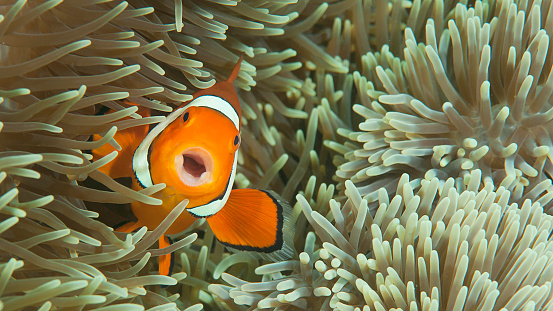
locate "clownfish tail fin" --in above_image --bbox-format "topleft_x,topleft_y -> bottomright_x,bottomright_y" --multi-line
206,189 -> 295,261
226,54 -> 244,83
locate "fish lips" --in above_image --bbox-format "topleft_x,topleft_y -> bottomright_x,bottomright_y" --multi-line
175,147 -> 214,187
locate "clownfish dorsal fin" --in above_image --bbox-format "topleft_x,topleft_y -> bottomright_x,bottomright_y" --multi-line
225,54 -> 244,83
205,189 -> 295,261
178,54 -> 243,128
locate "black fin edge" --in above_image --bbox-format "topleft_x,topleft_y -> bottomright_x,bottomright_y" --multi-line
215,190 -> 285,254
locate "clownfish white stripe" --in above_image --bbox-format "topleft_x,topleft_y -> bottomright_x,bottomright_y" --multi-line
186,151 -> 238,217
133,106 -> 187,188
186,95 -> 240,130
182,95 -> 240,217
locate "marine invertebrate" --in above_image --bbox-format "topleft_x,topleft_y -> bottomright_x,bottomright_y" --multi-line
212,169 -> 553,310
0,0 -> 312,309
0,0 -> 211,308
333,0 -> 553,210
207,2 -> 553,309
4,0 -> 553,310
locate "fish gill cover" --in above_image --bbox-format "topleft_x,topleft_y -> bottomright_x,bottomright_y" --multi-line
0,0 -> 553,310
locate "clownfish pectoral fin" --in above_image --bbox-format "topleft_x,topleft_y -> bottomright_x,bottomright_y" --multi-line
206,189 -> 295,261
92,122 -> 149,179
158,235 -> 175,278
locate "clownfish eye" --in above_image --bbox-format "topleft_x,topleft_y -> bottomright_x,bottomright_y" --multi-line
182,112 -> 189,122
233,135 -> 240,146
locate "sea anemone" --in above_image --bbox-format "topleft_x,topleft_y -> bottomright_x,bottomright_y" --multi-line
212,169 -> 553,310
2,0 -> 553,310
0,0 -> 309,309
0,0 -> 210,308
333,0 -> 553,210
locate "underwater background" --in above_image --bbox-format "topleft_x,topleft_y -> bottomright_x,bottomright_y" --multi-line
1,0 -> 553,310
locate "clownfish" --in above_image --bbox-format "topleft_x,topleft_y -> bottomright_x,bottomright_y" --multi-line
93,56 -> 294,275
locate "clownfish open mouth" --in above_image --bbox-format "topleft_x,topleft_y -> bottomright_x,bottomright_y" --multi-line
175,147 -> 214,187
183,155 -> 205,177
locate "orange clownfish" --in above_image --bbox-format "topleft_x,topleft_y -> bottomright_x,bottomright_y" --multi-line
93,56 -> 294,275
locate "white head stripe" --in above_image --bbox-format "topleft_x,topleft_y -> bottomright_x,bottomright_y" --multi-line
186,95 -> 239,130
133,107 -> 187,188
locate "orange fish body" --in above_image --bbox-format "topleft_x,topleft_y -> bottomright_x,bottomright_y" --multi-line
93,56 -> 294,275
